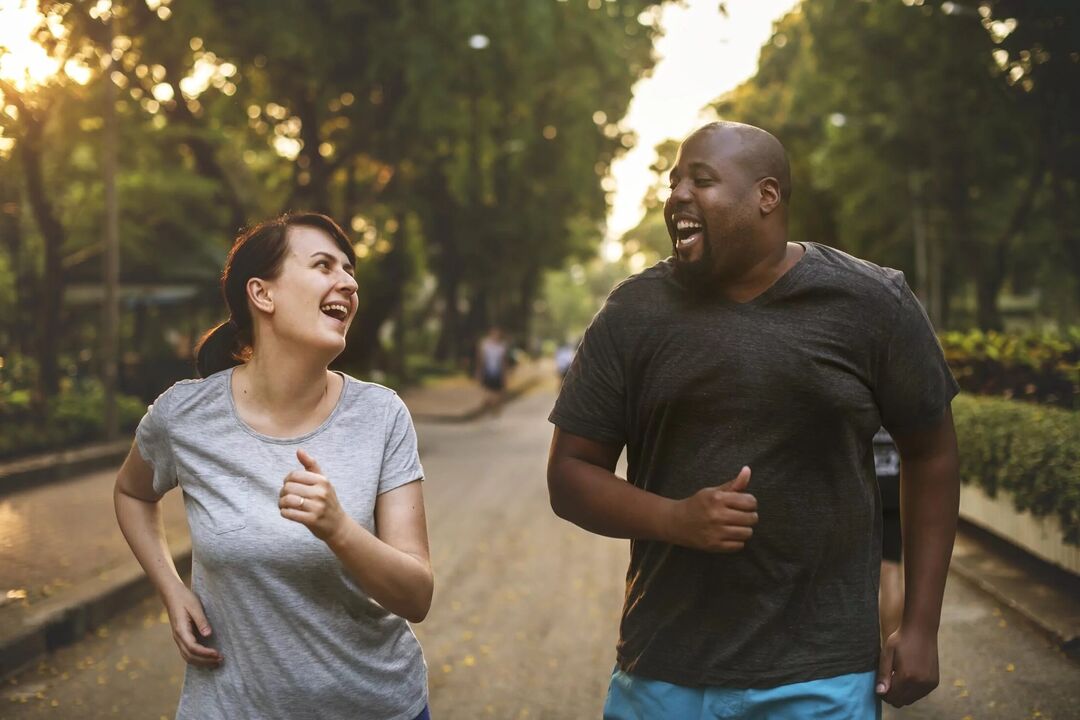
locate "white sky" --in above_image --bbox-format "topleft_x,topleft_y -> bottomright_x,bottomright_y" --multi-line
607,0 -> 800,241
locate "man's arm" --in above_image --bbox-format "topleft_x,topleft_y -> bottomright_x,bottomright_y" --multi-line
547,428 -> 758,552
876,405 -> 960,708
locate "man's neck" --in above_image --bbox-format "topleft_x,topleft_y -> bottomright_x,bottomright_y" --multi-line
720,241 -> 804,304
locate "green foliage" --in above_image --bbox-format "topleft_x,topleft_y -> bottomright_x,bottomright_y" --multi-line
952,394 -> 1080,545
942,328 -> 1080,409
713,0 -> 1080,328
0,353 -> 144,459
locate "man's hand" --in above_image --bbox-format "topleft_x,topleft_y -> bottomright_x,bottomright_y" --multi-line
279,449 -> 350,543
876,625 -> 940,707
663,467 -> 758,552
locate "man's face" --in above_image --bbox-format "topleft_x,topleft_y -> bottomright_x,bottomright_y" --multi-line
663,129 -> 760,289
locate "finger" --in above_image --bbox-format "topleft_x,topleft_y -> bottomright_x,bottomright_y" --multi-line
174,624 -> 221,661
280,481 -> 318,499
876,641 -> 895,696
280,505 -> 315,523
722,492 -> 758,512
297,448 -> 322,475
721,525 -> 753,541
282,470 -> 323,487
186,600 -> 213,638
729,466 -> 751,492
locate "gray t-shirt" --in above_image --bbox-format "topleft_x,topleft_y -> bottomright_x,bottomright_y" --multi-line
550,242 -> 958,688
136,368 -> 428,720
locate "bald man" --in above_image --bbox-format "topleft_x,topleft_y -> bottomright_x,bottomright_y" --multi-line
547,122 -> 959,718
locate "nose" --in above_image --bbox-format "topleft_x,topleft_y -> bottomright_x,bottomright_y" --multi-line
669,177 -> 693,205
339,271 -> 358,296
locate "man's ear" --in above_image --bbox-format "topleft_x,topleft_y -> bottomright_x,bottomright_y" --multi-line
759,177 -> 782,216
247,277 -> 274,315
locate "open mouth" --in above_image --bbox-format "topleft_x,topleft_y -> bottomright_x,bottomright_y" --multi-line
674,218 -> 705,249
320,303 -> 349,323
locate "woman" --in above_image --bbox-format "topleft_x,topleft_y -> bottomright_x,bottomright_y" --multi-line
114,213 -> 433,720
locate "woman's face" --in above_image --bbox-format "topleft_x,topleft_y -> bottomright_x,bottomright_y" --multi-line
257,225 -> 358,357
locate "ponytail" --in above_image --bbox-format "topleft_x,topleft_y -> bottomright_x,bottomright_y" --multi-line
195,320 -> 246,378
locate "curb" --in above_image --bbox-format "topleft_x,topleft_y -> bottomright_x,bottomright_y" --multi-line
949,561 -> 1079,658
949,521 -> 1080,659
0,541 -> 193,680
0,440 -> 131,498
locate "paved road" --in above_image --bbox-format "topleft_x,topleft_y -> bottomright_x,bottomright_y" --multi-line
4,383 -> 1079,718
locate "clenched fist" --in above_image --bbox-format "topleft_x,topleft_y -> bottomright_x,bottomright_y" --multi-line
663,466 -> 758,552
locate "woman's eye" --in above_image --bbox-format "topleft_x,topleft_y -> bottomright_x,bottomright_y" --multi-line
315,260 -> 331,270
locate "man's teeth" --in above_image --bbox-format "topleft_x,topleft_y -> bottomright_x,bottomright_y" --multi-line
676,220 -> 703,231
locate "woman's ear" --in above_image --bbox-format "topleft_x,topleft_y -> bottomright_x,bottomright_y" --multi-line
247,277 -> 274,315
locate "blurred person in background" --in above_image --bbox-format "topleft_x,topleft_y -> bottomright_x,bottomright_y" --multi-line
555,339 -> 577,380
476,326 -> 510,415
547,122 -> 960,719
114,213 -> 433,720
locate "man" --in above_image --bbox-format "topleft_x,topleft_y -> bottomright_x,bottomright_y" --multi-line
547,122 -> 959,718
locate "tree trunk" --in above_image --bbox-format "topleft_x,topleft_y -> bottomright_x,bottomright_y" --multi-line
19,108 -> 65,397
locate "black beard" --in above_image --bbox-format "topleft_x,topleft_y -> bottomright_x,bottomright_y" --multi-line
671,238 -> 719,297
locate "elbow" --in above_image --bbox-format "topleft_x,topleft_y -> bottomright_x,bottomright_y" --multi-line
546,466 -> 573,522
405,574 -> 434,624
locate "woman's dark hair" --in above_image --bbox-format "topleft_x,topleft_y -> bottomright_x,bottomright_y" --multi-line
194,212 -> 356,378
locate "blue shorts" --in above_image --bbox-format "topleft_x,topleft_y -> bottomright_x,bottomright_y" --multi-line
603,667 -> 881,720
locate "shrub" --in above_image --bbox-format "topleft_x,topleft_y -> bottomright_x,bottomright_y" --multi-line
0,374 -> 144,460
952,394 -> 1080,546
941,328 -> 1080,410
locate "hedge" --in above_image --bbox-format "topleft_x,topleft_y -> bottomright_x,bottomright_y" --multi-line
0,378 -> 145,460
941,328 -> 1079,410
952,393 -> 1080,546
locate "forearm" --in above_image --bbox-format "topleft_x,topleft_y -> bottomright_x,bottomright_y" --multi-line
899,451 -> 960,632
113,487 -> 186,600
326,518 -> 434,623
548,456 -> 674,541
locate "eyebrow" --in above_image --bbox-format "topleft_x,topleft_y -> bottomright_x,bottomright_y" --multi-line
688,161 -> 718,174
310,251 -> 354,273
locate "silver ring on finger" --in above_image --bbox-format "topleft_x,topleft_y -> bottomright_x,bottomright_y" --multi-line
297,496 -> 306,510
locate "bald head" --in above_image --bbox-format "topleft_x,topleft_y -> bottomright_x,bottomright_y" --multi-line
691,122 -> 792,204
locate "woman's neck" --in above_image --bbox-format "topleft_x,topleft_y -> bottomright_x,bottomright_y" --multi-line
233,351 -> 338,434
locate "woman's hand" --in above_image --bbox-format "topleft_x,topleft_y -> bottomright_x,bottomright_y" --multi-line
279,449 -> 350,543
162,585 -> 222,668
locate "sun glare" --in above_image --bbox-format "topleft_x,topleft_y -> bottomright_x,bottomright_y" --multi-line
0,0 -> 89,93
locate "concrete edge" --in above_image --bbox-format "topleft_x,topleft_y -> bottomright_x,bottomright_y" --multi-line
0,441 -> 131,498
0,540 -> 193,680
949,524 -> 1080,658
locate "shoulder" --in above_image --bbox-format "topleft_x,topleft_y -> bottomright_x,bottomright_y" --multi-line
339,374 -> 410,417
151,372 -> 228,415
803,243 -> 908,309
599,259 -> 676,316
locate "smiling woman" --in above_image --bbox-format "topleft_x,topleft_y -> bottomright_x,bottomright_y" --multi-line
113,212 -> 436,720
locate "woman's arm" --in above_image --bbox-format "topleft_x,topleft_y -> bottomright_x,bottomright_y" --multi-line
114,444 -> 222,667
280,450 -> 433,622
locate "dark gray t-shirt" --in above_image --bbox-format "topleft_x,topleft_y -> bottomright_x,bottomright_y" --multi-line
549,242 -> 958,688
136,369 -> 428,720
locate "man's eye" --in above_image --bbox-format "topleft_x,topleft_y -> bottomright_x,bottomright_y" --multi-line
693,178 -> 712,187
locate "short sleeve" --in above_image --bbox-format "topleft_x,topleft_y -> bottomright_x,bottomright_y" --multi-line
548,303 -> 627,445
874,280 -> 960,434
379,393 -> 424,494
134,389 -> 179,496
